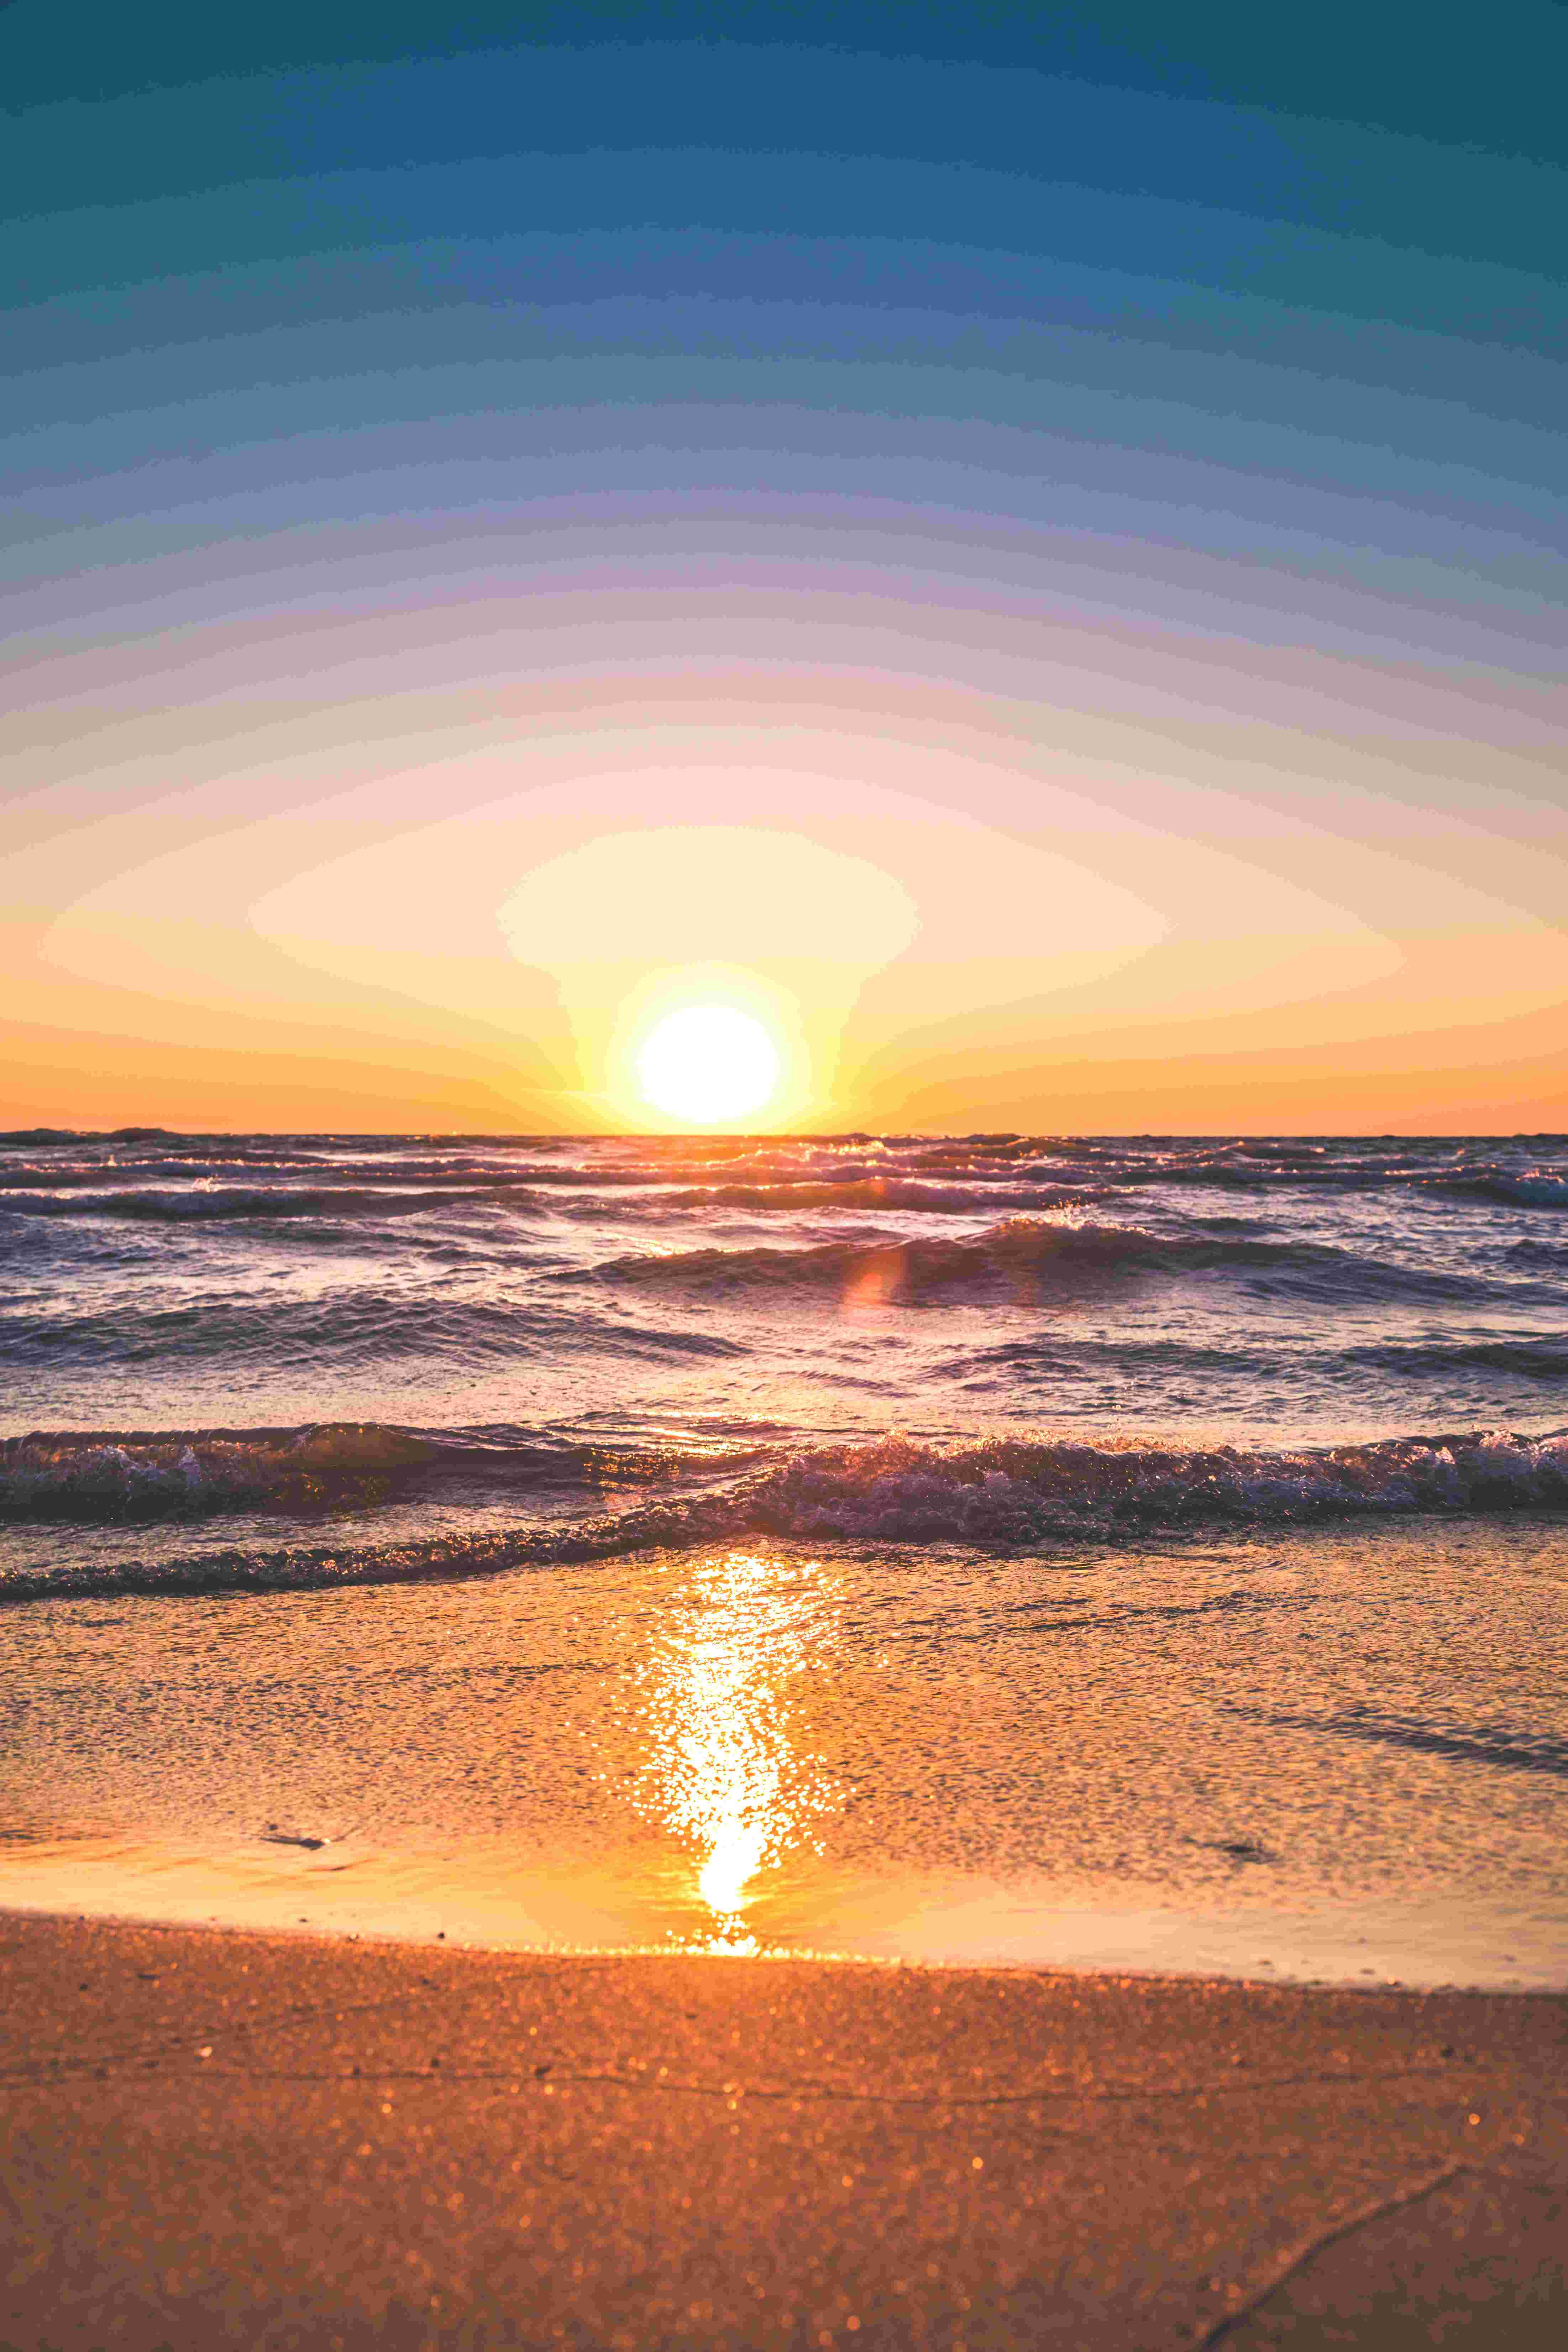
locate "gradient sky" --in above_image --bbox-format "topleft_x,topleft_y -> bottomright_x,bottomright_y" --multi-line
4,2 -> 1566,1133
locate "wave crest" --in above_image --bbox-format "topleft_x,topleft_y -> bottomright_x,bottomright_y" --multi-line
579,1217 -> 1469,1303
0,1421 -> 765,1524
0,1183 -> 545,1221
729,1428 -> 1568,1539
0,1423 -> 440,1519
656,1179 -> 1095,1216
4,1427 -> 1564,1602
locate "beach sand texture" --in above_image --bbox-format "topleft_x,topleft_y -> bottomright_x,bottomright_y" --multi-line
3,1912 -> 1563,2349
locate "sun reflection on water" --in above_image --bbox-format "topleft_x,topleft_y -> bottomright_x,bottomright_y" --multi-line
639,1550 -> 838,1950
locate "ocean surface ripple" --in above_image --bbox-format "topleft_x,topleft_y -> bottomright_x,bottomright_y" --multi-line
3,1129 -> 1565,1599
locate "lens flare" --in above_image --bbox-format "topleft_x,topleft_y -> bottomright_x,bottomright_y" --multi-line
637,1006 -> 780,1125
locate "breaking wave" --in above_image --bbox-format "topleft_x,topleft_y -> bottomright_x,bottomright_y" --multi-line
1,1423 -> 441,1519
4,1426 -> 1564,1602
0,1421 -> 761,1524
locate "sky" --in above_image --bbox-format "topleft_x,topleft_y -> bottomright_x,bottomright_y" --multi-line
4,1 -> 1566,1134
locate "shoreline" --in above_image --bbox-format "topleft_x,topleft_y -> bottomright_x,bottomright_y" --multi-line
8,1512 -> 1567,2005
5,1908 -> 1564,2348
4,1832 -> 1564,1993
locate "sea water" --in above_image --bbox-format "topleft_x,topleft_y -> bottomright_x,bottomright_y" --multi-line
2,1129 -> 1565,1981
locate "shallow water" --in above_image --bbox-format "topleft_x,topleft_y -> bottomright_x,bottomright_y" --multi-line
2,1517 -> 1564,1985
2,1129 -> 1565,1981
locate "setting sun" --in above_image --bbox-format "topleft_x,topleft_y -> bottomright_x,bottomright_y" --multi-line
637,1006 -> 781,1125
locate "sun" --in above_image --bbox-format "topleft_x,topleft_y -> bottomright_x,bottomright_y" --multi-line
637,1006 -> 781,1125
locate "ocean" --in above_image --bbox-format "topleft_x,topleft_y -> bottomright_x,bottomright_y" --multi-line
3,1128 -> 1566,1984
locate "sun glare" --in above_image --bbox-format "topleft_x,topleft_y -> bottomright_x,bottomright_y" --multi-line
637,1006 -> 780,1125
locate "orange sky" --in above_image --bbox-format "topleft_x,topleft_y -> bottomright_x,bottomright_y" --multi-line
6,32 -> 1565,1133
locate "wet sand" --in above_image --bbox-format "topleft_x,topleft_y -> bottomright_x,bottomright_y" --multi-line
4,1910 -> 1563,2349
7,1519 -> 1568,1993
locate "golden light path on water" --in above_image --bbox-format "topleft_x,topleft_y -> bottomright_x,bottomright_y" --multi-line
637,1551 -> 840,1952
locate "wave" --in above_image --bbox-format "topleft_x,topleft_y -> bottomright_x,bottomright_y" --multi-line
656,1179 -> 1097,1216
0,1420 -> 764,1524
0,1128 -> 568,1151
6,1132 -> 1566,1212
575,1217 -> 1487,1304
0,1158 -> 540,1190
1434,1173 -> 1568,1210
5,1290 -> 748,1372
1507,1237 -> 1568,1269
1346,1336 -> 1568,1380
0,1183 -> 550,1221
0,1423 -> 440,1519
712,1427 -> 1568,1540
886,1143 -> 1568,1208
4,1427 -> 1565,1602
0,1126 -> 184,1144
0,1159 -> 653,1195
1076,1162 -> 1568,1207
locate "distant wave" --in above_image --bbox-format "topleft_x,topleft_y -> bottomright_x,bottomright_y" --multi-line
4,1427 -> 1564,1601
6,1135 -> 1566,1214
1080,1163 -> 1568,1207
1507,1237 -> 1568,1269
0,1183 -> 549,1221
575,1217 -> 1493,1305
0,1128 -> 569,1152
0,1158 -> 531,1189
0,1161 -> 667,1196
0,1126 -> 185,1144
656,1179 -> 1097,1215
1346,1336 -> 1568,1379
885,1146 -> 1568,1208
1432,1172 -> 1568,1209
5,1292 -> 747,1373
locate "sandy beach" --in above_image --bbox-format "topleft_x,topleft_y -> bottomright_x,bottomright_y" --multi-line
3,1910 -> 1563,2349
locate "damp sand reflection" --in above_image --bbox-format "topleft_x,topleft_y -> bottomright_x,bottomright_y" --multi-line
635,1550 -> 841,1950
